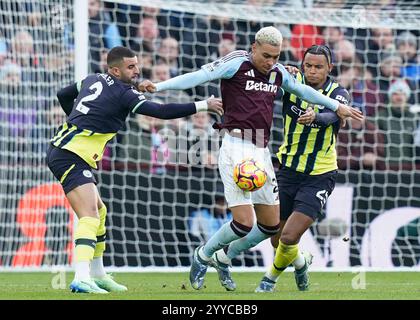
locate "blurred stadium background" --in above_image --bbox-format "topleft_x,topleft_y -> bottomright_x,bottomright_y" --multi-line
0,0 -> 420,272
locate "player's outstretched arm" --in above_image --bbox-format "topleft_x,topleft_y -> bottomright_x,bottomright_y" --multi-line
279,65 -> 364,122
132,95 -> 223,119
137,69 -> 211,93
138,51 -> 244,93
57,83 -> 79,116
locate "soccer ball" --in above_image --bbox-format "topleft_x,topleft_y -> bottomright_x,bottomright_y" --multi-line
233,158 -> 267,192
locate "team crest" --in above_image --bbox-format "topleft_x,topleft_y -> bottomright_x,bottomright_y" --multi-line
83,170 -> 93,178
269,72 -> 276,84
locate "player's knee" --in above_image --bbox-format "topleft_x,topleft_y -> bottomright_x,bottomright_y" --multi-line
232,216 -> 254,230
80,206 -> 100,219
279,231 -> 299,246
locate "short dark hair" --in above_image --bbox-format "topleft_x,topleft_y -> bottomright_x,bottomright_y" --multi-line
107,46 -> 136,67
302,45 -> 333,65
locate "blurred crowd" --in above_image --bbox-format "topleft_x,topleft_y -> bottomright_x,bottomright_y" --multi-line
0,0 -> 419,172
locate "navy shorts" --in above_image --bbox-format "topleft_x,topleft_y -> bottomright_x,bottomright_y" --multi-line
277,166 -> 337,221
46,145 -> 97,194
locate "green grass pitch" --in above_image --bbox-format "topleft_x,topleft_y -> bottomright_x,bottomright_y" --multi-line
0,272 -> 419,300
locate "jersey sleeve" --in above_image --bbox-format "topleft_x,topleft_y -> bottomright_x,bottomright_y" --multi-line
330,87 -> 351,106
122,87 -> 147,112
200,50 -> 248,81
313,86 -> 351,127
155,51 -> 247,92
57,83 -> 79,116
277,64 -> 339,112
76,79 -> 83,91
132,100 -> 197,119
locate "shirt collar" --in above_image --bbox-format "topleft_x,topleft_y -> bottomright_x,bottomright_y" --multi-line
302,74 -> 333,92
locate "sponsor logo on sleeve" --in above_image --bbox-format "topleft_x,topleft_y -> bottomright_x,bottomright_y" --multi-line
335,95 -> 349,105
204,59 -> 222,72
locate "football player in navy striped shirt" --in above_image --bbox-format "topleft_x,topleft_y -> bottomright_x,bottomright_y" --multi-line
255,45 -> 351,292
47,46 -> 223,294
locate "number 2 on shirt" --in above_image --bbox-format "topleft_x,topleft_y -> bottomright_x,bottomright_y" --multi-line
75,81 -> 103,114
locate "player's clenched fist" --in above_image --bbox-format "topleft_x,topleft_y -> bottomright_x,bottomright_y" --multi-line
137,80 -> 156,92
206,95 -> 224,116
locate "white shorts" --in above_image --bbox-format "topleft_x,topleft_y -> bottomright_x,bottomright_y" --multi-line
218,133 -> 279,208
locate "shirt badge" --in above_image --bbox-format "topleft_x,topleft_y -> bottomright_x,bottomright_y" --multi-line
269,72 -> 276,84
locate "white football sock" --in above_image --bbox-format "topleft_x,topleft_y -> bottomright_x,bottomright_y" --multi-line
198,246 -> 212,262
293,251 -> 306,270
74,261 -> 91,281
90,257 -> 107,278
215,248 -> 231,265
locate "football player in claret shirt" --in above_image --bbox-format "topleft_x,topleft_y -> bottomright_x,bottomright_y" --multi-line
139,27 -> 363,292
47,46 -> 223,294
